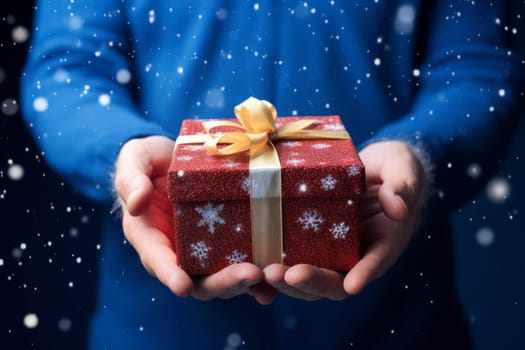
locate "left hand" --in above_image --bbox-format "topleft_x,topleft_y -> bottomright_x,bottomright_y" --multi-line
263,140 -> 427,300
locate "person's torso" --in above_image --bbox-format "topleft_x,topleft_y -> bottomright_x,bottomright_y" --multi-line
123,0 -> 424,145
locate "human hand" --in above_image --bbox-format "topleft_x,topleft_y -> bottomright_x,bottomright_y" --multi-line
114,135 -> 277,304
264,140 -> 427,300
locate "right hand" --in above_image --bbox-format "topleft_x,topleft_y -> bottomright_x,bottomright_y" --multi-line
114,135 -> 277,304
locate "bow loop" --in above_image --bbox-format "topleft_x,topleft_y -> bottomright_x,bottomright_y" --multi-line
199,96 -> 350,157
234,96 -> 277,134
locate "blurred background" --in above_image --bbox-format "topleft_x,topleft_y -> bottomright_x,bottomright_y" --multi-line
1,2 -> 524,349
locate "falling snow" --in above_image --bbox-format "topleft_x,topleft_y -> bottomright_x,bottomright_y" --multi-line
476,227 -> 495,247
116,68 -> 132,84
2,98 -> 18,116
33,97 -> 48,112
148,10 -> 156,24
395,4 -> 416,34
195,202 -> 226,234
2,2 -> 525,348
23,313 -> 39,329
98,94 -> 111,107
486,177 -> 510,203
7,163 -> 24,181
12,25 -> 29,43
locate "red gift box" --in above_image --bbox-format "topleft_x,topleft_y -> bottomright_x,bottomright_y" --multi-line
168,104 -> 365,275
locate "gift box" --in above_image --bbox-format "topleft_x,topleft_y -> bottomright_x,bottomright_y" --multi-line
167,98 -> 365,275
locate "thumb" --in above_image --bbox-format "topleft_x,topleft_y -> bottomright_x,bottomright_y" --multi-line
378,148 -> 424,222
114,139 -> 155,216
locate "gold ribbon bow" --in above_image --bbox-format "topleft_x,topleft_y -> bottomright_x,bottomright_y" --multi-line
176,96 -> 350,268
202,96 -> 350,157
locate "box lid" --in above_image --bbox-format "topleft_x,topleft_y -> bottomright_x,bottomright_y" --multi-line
168,116 -> 365,203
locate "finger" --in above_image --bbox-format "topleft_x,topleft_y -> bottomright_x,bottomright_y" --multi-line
359,184 -> 383,220
379,155 -> 422,221
123,211 -> 193,297
114,137 -> 174,215
378,184 -> 409,221
264,264 -> 320,301
284,264 -> 348,301
192,263 -> 265,300
343,237 -> 395,295
115,143 -> 154,215
141,242 -> 194,297
247,282 -> 278,305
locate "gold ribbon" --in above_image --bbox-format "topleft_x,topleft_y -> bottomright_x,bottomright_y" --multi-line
176,96 -> 350,268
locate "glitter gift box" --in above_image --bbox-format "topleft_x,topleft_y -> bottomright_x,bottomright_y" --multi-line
168,102 -> 365,275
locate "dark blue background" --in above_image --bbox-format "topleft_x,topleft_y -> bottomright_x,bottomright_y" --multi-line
1,2 -> 523,349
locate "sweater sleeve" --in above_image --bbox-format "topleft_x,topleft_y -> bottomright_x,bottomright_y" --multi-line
20,0 -> 175,204
370,1 -> 524,215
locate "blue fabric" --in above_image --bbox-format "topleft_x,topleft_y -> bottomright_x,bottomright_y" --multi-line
21,1 -> 523,349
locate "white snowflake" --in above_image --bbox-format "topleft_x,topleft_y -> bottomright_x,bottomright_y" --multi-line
226,249 -> 248,265
311,143 -> 332,150
330,222 -> 350,239
195,202 -> 226,234
322,123 -> 345,131
347,165 -> 361,177
280,141 -> 302,147
241,177 -> 250,193
223,161 -> 241,168
286,158 -> 305,166
182,145 -> 204,152
190,241 -> 211,267
321,174 -> 337,191
176,155 -> 193,161
297,210 -> 324,232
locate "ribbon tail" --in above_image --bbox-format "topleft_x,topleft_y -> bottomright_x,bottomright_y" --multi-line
249,143 -> 283,268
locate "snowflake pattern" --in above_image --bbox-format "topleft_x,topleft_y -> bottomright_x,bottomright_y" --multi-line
280,141 -> 302,148
226,249 -> 248,265
311,143 -> 332,150
182,145 -> 204,152
347,165 -> 361,177
330,222 -> 350,239
176,155 -> 193,161
321,174 -> 337,191
223,161 -> 241,168
297,210 -> 324,232
322,123 -> 345,131
190,241 -> 211,267
241,177 -> 250,193
195,202 -> 226,234
286,158 -> 305,166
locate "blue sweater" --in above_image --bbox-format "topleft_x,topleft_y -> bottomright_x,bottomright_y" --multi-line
21,1 -> 522,349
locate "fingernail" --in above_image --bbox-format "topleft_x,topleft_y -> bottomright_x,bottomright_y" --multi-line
242,279 -> 259,287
